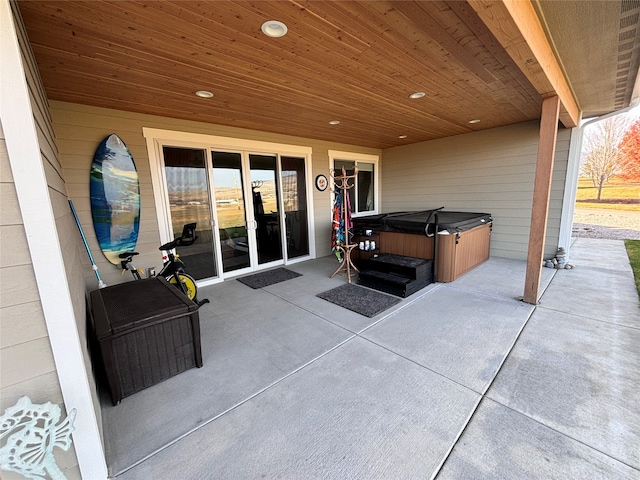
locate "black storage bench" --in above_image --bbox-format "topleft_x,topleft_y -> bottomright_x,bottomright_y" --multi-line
90,276 -> 203,405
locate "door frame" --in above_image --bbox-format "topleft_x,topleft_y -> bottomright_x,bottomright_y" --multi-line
144,128 -> 315,284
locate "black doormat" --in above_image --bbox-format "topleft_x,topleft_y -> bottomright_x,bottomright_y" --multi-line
237,267 -> 302,289
317,283 -> 401,317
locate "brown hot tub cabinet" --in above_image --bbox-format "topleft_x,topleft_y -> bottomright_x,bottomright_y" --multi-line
353,210 -> 492,284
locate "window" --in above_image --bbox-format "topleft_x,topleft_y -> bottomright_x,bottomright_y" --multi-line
329,151 -> 379,216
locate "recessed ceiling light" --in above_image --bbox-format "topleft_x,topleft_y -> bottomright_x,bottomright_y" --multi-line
195,90 -> 213,98
468,119 -> 481,124
261,20 -> 288,38
329,120 -> 340,125
409,92 -> 425,99
398,135 -> 408,139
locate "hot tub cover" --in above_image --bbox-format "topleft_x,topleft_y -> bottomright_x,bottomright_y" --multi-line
353,209 -> 492,236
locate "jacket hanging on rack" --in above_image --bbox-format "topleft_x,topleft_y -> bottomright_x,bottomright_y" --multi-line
331,190 -> 353,260
331,192 -> 342,260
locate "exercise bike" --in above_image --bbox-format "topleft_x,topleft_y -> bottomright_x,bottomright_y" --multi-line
119,223 -> 209,306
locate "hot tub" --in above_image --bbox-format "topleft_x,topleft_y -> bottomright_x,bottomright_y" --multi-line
352,209 -> 492,282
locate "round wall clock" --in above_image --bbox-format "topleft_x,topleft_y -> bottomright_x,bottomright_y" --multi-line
315,174 -> 328,191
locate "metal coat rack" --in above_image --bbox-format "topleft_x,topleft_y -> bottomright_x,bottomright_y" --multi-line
330,166 -> 359,283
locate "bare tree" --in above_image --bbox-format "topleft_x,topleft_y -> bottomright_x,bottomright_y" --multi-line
580,114 -> 634,200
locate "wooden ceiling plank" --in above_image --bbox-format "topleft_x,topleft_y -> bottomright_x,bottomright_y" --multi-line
467,0 -> 580,127
158,0 -> 498,113
141,0 -> 367,64
347,1 -> 493,88
382,1 -> 500,84
17,0 -> 550,148
432,3 -> 542,112
346,1 -> 539,119
415,2 -> 542,116
33,0 -> 464,116
232,0 -> 371,51
24,16 -> 368,113
39,63 -> 468,138
444,1 -> 540,102
34,41 -> 480,137
25,15 -> 488,133
302,2 -> 468,84
29,44 -> 366,115
22,0 -> 520,125
46,87 -> 394,147
46,79 -> 487,149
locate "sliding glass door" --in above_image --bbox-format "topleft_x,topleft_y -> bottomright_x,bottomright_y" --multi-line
211,151 -> 251,273
249,154 -> 283,265
162,146 -> 218,280
281,156 -> 309,259
156,140 -> 312,282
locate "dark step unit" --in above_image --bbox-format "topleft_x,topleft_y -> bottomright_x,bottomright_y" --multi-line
357,253 -> 434,298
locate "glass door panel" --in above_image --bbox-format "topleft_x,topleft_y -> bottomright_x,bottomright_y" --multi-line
162,146 -> 217,280
281,156 -> 309,259
249,154 -> 283,265
212,151 -> 250,273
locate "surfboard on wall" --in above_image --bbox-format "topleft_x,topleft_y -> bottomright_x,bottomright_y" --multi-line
90,133 -> 140,265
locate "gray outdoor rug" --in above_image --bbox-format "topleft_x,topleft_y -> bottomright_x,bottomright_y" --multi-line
238,267 -> 302,289
317,283 -> 401,317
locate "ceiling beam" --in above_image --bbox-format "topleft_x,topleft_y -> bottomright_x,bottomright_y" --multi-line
467,0 -> 581,127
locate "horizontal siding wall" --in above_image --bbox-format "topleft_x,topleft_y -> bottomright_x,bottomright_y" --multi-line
381,121 -> 571,260
0,122 -> 83,480
0,123 -> 60,408
51,100 -> 380,290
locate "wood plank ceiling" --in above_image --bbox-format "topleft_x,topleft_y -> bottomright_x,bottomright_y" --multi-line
18,0 -> 545,149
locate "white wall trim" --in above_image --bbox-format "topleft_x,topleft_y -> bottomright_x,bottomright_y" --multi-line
143,127 -> 313,156
1,1 -> 107,478
327,150 -> 380,217
143,133 -> 173,244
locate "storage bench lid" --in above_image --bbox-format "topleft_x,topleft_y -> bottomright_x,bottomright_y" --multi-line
91,277 -> 197,336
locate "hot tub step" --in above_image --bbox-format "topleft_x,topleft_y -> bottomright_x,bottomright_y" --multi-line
365,253 -> 433,281
358,269 -> 433,298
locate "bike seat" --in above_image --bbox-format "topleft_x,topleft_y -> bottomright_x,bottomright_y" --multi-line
177,223 -> 197,246
160,223 -> 198,250
119,252 -> 139,259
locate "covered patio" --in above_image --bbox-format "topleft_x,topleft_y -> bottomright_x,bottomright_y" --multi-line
101,237 -> 639,479
2,1 -> 639,478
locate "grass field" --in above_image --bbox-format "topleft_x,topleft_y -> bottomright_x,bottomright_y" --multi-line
576,178 -> 640,211
624,240 -> 640,298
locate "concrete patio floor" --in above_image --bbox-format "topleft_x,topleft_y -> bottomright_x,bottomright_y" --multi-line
103,237 -> 639,479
